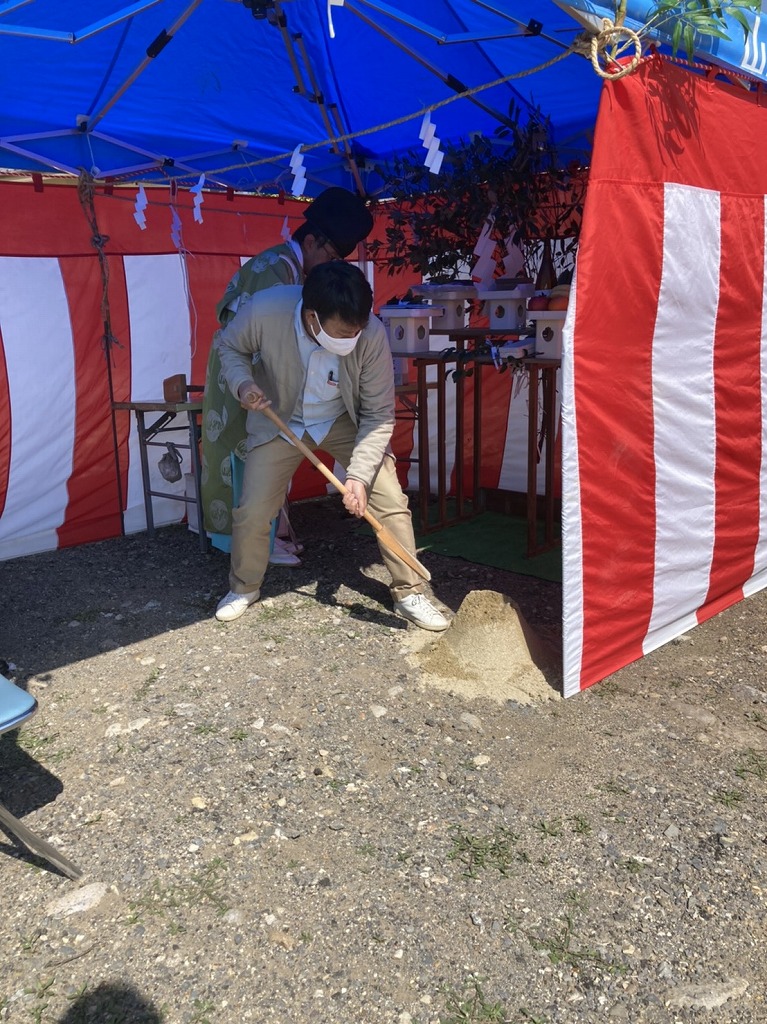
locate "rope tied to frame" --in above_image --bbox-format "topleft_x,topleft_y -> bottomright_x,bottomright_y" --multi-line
572,17 -> 643,80
75,168 -> 126,530
76,170 -> 120,348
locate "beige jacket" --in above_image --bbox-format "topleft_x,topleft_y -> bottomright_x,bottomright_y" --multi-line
214,285 -> 395,487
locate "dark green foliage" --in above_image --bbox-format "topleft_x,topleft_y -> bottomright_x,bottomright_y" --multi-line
369,107 -> 586,282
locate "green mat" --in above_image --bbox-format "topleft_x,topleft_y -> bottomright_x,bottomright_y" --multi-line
362,510 -> 562,583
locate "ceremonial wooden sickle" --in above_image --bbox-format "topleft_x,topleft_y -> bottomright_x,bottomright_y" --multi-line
260,404 -> 431,582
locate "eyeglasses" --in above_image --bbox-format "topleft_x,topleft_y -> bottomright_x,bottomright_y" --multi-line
314,234 -> 342,261
322,240 -> 342,261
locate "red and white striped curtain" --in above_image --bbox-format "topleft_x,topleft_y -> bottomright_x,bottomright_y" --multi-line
0,182 -> 545,562
563,56 -> 767,694
0,185 -> 291,559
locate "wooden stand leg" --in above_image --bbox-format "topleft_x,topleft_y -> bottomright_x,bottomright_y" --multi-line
136,410 -> 155,537
526,366 -> 540,558
417,361 -> 430,534
187,409 -> 207,554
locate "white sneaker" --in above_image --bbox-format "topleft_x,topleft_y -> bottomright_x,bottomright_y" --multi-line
215,589 -> 260,622
393,594 -> 449,631
268,537 -> 302,566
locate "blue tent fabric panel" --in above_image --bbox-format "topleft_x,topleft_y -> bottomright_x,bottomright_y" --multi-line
0,0 -> 604,193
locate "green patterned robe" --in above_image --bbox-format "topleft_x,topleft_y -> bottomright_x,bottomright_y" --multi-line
201,243 -> 302,535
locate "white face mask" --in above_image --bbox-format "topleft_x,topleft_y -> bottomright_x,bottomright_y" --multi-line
310,313 -> 361,356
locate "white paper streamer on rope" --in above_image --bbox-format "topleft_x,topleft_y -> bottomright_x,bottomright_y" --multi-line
170,205 -> 183,250
290,144 -> 307,197
133,185 -> 148,230
425,139 -> 444,175
327,0 -> 344,38
190,174 -> 205,223
419,112 -> 444,175
280,215 -> 291,242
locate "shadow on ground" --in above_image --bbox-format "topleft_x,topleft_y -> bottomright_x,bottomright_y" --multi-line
1,495 -> 562,682
56,981 -> 163,1023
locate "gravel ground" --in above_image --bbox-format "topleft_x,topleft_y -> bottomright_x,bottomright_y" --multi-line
1,496 -> 767,1024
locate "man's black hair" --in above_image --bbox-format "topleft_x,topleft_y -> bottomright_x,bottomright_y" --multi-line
302,261 -> 372,328
293,221 -> 333,253
292,222 -> 313,247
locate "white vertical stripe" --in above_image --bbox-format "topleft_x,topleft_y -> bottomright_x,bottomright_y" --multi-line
497,373 -> 560,496
122,255 -> 194,535
744,198 -> 767,598
424,363 -> 457,494
560,272 -> 584,697
425,332 -> 457,495
497,378 -> 532,493
0,257 -> 75,559
643,184 -> 720,652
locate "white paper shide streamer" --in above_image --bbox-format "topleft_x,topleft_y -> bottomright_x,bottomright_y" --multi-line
190,174 -> 205,224
134,185 -> 148,229
419,113 -> 444,175
290,145 -> 307,197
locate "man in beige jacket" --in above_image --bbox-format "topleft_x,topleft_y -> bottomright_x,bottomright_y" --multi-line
213,261 -> 449,631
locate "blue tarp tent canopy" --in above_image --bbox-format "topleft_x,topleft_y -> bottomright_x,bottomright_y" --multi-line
1,0 -> 610,196
3,0 -> 766,194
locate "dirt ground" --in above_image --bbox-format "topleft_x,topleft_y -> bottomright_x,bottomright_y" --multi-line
1,497 -> 766,1024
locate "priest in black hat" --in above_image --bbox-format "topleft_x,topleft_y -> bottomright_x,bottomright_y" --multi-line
201,188 -> 374,559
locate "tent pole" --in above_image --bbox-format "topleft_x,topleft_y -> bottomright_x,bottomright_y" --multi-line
0,1 -> 164,43
0,1 -> 33,16
344,1 -> 517,131
465,0 -> 571,50
290,32 -> 367,195
269,2 -> 311,97
88,0 -> 204,132
0,139 -> 81,176
328,103 -> 367,197
292,33 -> 344,156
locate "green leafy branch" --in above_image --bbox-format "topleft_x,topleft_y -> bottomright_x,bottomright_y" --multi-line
613,0 -> 759,62
368,105 -> 585,284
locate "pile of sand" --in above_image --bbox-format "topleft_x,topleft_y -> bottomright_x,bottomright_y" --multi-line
414,590 -> 562,705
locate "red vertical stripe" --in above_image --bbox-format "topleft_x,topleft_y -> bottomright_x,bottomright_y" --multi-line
591,58 -> 767,196
391,402 -> 417,490
57,256 -> 132,547
0,328 -> 10,518
701,195 -> 764,620
453,372 -> 514,495
446,307 -> 513,497
477,374 -> 513,491
573,181 -> 663,688
289,450 -> 335,498
186,254 -> 243,387
106,257 -> 134,516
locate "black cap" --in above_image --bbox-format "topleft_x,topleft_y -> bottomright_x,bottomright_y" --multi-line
304,187 -> 373,258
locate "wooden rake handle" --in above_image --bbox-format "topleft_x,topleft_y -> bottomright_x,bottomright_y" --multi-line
260,404 -> 430,582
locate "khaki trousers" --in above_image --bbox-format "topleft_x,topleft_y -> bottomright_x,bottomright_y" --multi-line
230,413 -> 424,602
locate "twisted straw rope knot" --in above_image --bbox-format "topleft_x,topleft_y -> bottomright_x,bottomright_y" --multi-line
573,16 -> 643,80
